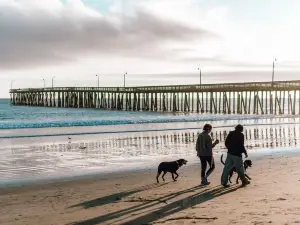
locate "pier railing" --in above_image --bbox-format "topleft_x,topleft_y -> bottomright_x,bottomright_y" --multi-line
9,80 -> 300,115
9,80 -> 300,93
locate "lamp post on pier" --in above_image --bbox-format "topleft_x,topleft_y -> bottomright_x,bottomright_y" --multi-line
124,72 -> 127,88
272,57 -> 277,87
52,76 -> 55,88
42,78 -> 45,88
96,74 -> 99,88
197,67 -> 202,87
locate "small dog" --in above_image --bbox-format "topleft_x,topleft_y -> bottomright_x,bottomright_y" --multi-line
221,154 -> 252,184
156,159 -> 188,183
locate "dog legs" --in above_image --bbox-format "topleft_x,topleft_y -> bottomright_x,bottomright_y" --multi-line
156,170 -> 162,183
245,174 -> 251,180
236,173 -> 251,184
229,175 -> 232,183
172,173 -> 176,181
161,171 -> 167,182
174,172 -> 179,181
236,175 -> 240,184
228,171 -> 234,183
157,170 -> 181,183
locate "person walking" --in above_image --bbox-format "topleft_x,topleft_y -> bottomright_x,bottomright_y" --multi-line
221,124 -> 250,187
196,124 -> 219,185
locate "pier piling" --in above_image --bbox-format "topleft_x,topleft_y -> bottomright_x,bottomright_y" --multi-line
9,80 -> 300,115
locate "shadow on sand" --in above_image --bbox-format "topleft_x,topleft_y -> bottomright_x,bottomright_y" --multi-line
69,183 -> 169,209
67,183 -> 241,225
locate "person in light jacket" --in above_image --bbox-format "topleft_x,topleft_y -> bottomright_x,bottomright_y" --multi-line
196,124 -> 219,185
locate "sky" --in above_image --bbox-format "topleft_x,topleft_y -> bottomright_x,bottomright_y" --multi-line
1,0 -> 300,97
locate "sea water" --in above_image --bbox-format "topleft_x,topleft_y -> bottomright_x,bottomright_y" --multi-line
0,99 -> 300,187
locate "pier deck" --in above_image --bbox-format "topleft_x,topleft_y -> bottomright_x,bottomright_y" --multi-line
9,80 -> 300,115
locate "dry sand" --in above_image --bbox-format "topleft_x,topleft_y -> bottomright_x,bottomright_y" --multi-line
1,154 -> 300,225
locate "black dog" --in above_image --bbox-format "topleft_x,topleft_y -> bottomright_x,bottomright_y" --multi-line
221,154 -> 252,184
156,159 -> 188,183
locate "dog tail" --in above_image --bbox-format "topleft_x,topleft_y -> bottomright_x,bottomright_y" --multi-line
220,154 -> 225,165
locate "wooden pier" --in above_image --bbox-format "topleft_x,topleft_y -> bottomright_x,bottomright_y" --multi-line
9,80 -> 300,115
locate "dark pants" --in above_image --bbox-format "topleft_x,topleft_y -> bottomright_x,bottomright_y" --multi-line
221,153 -> 246,185
199,156 -> 215,179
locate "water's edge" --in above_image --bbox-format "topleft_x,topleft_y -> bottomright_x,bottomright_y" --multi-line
1,148 -> 299,190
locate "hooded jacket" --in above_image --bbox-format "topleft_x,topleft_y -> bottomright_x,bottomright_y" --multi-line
225,130 -> 247,157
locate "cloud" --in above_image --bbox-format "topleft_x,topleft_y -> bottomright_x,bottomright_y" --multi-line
0,0 -> 217,70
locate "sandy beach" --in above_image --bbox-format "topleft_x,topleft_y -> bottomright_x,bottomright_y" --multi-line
2,0 -> 300,224
1,153 -> 300,225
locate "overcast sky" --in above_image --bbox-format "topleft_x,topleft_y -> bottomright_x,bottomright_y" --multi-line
1,0 -> 300,97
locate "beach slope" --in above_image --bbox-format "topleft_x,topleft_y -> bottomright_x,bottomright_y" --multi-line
1,154 -> 300,225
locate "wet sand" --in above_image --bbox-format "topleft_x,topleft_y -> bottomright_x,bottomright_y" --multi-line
1,153 -> 300,225
2,122 -> 300,188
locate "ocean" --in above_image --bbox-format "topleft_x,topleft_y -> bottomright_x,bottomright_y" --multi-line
0,99 -> 299,187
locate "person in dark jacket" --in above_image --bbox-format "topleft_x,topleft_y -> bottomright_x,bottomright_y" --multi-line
221,124 -> 250,187
196,124 -> 219,185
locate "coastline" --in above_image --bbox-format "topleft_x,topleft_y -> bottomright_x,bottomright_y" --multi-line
1,151 -> 300,225
1,146 -> 299,189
